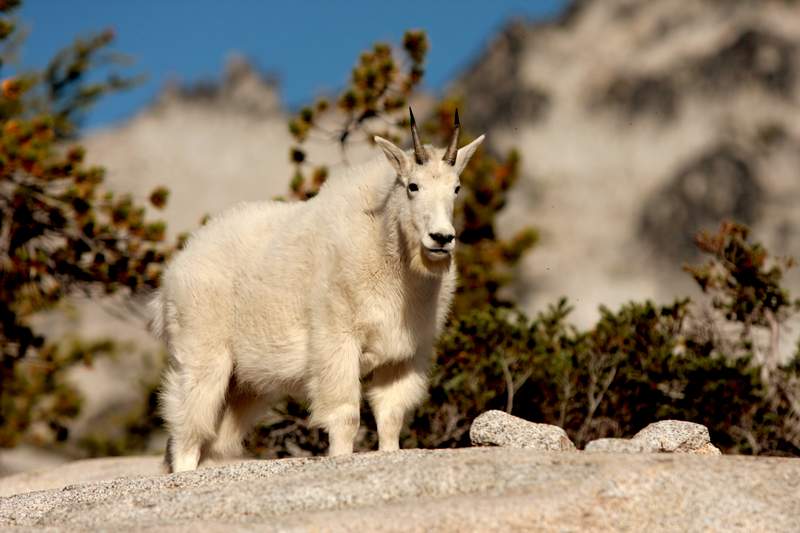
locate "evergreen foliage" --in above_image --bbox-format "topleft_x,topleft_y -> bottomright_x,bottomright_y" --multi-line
0,1 -> 171,447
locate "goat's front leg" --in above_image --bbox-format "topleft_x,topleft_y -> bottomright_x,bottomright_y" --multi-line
367,353 -> 430,451
308,335 -> 361,456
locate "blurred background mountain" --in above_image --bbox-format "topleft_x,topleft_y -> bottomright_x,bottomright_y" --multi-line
3,0 -> 800,473
78,0 -> 800,325
454,0 -> 800,328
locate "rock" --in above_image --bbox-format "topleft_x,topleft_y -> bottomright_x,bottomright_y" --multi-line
632,420 -> 717,454
0,445 -> 70,479
640,144 -> 762,261
2,449 -> 799,531
0,456 -> 161,497
585,428 -> 723,455
693,442 -> 723,456
584,438 -> 652,454
470,410 -> 575,451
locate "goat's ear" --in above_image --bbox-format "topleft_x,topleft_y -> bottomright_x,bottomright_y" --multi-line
454,134 -> 485,175
374,136 -> 410,177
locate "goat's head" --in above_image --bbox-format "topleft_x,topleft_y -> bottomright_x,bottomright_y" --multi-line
374,108 -> 484,275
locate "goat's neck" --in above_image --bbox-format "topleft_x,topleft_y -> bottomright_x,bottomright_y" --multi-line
380,183 -> 407,265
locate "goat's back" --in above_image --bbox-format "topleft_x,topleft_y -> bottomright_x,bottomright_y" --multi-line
158,200 -> 313,338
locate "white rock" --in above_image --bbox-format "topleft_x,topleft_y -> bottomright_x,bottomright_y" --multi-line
632,420 -> 718,454
470,410 -> 575,451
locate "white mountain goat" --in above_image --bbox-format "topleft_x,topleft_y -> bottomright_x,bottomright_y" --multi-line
150,109 -> 484,472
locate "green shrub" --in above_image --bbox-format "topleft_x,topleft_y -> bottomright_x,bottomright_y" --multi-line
412,222 -> 800,455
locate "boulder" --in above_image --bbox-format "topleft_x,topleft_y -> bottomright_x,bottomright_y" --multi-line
632,420 -> 720,454
470,410 -> 575,451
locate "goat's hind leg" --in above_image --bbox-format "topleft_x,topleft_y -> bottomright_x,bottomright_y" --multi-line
160,341 -> 234,472
207,389 -> 268,460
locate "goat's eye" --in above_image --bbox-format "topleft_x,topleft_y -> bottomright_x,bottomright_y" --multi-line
408,183 -> 419,192
454,185 -> 461,194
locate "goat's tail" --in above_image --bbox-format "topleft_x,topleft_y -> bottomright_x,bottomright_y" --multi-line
151,291 -> 174,472
148,290 -> 166,340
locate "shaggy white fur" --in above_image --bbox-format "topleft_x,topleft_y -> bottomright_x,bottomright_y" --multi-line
151,130 -> 484,472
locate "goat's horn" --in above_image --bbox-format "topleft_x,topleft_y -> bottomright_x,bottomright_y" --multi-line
443,109 -> 460,166
409,107 -> 427,165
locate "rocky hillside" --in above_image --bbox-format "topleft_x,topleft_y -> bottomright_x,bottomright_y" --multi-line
454,0 -> 800,325
80,0 -> 800,330
83,56 -> 292,237
82,55 -> 379,238
0,413 -> 795,531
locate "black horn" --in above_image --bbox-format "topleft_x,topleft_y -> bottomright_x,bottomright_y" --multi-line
442,109 -> 460,166
409,107 -> 428,165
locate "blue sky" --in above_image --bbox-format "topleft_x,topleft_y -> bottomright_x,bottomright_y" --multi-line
16,1 -> 566,130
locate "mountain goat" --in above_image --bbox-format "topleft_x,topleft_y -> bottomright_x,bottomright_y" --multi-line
151,109 -> 484,472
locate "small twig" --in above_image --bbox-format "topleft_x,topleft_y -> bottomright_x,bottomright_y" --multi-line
577,352 -> 618,443
499,351 -> 514,414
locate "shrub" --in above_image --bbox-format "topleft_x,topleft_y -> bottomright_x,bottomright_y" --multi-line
414,222 -> 800,455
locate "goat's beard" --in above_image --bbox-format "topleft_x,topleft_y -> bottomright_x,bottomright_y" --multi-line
408,240 -> 453,277
418,247 -> 453,275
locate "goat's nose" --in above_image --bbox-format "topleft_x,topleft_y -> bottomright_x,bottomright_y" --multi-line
429,232 -> 455,246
